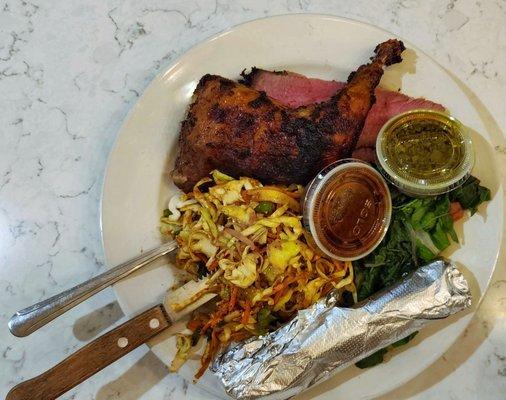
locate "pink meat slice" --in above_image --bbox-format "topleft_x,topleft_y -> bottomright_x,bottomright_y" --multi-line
357,90 -> 446,148
245,69 -> 445,159
247,70 -> 345,108
350,147 -> 377,164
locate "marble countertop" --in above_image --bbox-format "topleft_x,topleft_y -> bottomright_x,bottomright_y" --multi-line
1,1 -> 505,399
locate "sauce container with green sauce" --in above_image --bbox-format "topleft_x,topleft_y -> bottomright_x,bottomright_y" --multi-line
303,159 -> 392,261
376,109 -> 474,197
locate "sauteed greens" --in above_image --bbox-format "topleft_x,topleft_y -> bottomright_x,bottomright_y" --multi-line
353,175 -> 490,367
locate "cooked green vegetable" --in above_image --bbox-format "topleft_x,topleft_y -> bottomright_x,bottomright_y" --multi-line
163,208 -> 173,218
356,217 -> 416,301
391,331 -> 418,348
430,221 -> 451,251
255,201 -> 276,215
356,176 -> 490,302
356,332 -> 418,368
449,175 -> 491,215
416,240 -> 437,262
399,195 -> 455,251
355,348 -> 388,369
354,175 -> 490,369
257,307 -> 278,335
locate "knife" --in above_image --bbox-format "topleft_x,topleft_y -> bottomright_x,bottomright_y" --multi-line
6,277 -> 216,400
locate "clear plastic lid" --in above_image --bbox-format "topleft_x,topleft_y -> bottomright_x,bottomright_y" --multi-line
376,109 -> 474,197
302,159 -> 392,261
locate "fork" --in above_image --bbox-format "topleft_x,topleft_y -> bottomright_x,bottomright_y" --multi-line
8,240 -> 178,337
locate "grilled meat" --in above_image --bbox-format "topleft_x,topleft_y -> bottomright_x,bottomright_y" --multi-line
243,68 -> 445,162
172,39 -> 405,192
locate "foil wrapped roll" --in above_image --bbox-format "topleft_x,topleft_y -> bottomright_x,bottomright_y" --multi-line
212,259 -> 471,400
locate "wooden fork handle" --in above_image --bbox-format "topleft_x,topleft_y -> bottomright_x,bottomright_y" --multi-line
6,305 -> 170,400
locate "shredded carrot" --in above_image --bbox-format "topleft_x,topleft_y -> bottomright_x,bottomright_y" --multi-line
297,272 -> 309,285
273,288 -> 285,305
272,282 -> 284,293
195,348 -> 211,379
195,330 -> 220,379
207,259 -> 219,271
274,275 -> 298,293
201,302 -> 228,333
229,286 -> 238,312
195,253 -> 208,263
200,319 -> 214,334
333,260 -> 346,271
241,301 -> 251,325
270,273 -> 299,304
187,319 -> 201,331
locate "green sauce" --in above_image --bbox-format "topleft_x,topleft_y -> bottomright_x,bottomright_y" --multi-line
382,114 -> 465,181
377,110 -> 474,196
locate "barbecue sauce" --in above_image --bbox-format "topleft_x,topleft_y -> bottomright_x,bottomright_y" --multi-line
304,161 -> 391,261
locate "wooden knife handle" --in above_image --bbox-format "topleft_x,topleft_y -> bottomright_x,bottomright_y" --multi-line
6,305 -> 170,400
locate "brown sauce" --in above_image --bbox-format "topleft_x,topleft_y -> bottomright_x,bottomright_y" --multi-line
312,166 -> 389,259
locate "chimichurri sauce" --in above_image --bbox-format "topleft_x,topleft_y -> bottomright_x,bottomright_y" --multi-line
383,119 -> 465,180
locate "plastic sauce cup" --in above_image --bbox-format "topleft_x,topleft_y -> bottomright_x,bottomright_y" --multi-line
376,109 -> 474,197
303,159 -> 392,261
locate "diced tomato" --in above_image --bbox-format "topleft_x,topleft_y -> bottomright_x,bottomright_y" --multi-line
450,201 -> 465,221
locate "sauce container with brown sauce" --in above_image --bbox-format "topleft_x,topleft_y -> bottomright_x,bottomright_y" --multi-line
376,109 -> 474,197
303,159 -> 392,261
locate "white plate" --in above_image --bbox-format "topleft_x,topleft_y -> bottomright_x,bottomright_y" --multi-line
101,14 -> 503,400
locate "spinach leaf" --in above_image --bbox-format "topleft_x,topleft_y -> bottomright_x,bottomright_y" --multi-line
355,348 -> 388,369
352,175 -> 491,370
355,332 -> 418,369
356,265 -> 382,301
420,211 -> 437,230
450,176 -> 491,214
430,221 -> 451,251
391,331 -> 418,348
416,240 -> 437,262
441,213 -> 458,242
410,202 -> 429,230
356,217 -> 417,301
398,194 -> 455,254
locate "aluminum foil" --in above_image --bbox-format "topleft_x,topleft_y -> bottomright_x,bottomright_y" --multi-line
212,259 -> 471,400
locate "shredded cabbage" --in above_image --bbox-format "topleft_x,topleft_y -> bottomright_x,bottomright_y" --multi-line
219,247 -> 259,288
169,334 -> 192,372
161,170 -> 356,379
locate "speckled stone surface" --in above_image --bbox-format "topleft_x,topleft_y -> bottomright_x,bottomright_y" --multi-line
0,1 -> 505,399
